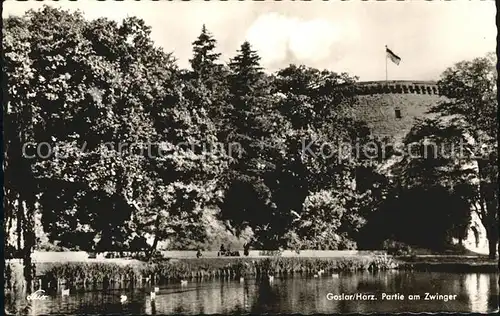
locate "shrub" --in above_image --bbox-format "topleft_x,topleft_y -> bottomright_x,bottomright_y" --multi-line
370,254 -> 398,270
36,242 -> 68,252
382,239 -> 413,256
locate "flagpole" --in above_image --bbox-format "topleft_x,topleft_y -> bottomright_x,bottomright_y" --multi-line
385,45 -> 392,112
385,45 -> 388,84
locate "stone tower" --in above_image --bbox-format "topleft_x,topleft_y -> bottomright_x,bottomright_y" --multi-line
349,80 -> 488,254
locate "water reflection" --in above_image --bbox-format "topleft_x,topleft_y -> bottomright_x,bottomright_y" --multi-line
464,273 -> 496,313
5,272 -> 498,314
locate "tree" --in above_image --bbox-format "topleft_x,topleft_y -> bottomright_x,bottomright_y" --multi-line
289,190 -> 373,250
218,41 -> 276,247
227,41 -> 268,144
228,41 -> 263,98
132,77 -> 232,258
186,27 -> 231,140
389,53 -> 498,258
3,7 -> 231,264
4,10 -> 49,290
434,53 -> 497,258
219,62 -> 384,249
14,8 -> 176,253
189,24 -> 221,80
271,65 -> 382,249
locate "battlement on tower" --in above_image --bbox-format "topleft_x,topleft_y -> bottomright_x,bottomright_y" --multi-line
353,80 -> 441,96
348,80 -> 448,140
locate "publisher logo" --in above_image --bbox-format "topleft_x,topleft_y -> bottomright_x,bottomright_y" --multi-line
27,289 -> 49,301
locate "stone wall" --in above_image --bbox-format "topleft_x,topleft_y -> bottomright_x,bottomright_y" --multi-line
353,80 -> 441,96
351,93 -> 446,140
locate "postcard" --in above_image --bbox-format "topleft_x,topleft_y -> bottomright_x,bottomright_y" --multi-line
3,0 -> 498,314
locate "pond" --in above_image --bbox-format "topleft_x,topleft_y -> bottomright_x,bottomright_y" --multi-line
5,271 -> 499,314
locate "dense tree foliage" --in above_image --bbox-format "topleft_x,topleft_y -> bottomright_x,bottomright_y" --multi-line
3,8 -> 231,263
394,53 -> 497,258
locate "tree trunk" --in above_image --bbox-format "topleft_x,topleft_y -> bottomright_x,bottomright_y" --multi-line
497,241 -> 500,299
487,240 -> 497,259
21,199 -> 35,293
483,200 -> 498,259
146,235 -> 159,261
498,240 -> 500,262
486,228 -> 498,259
146,216 -> 162,261
16,195 -> 24,255
476,159 -> 498,259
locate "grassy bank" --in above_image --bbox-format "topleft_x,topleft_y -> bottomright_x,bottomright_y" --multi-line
25,255 -> 396,286
397,255 -> 498,273
398,262 -> 498,273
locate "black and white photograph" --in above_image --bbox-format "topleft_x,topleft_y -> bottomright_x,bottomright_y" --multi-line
2,0 -> 498,314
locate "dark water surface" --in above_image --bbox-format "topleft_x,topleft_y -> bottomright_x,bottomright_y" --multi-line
5,271 -> 499,314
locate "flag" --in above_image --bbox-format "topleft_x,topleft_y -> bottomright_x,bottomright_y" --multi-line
386,46 -> 401,65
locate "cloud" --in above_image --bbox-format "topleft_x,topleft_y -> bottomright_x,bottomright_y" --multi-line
245,12 -> 343,69
289,19 -> 341,62
245,13 -> 297,67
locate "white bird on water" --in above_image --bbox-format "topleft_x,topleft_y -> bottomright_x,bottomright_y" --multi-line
120,295 -> 127,304
61,288 -> 70,296
180,280 -> 188,286
154,286 -> 160,293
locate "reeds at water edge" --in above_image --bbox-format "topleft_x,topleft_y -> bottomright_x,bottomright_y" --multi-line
37,255 -> 399,286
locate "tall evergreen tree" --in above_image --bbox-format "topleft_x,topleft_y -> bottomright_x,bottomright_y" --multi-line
218,41 -> 275,247
225,41 -> 269,161
228,41 -> 263,98
186,25 -> 231,142
189,24 -> 221,80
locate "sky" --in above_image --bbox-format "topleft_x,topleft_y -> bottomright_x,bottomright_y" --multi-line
3,0 -> 496,81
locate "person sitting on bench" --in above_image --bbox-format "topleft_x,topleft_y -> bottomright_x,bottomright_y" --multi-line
218,244 -> 225,257
243,243 -> 250,256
